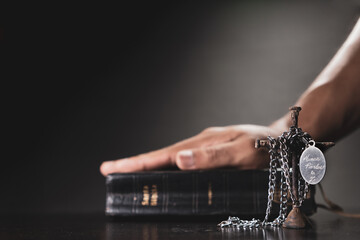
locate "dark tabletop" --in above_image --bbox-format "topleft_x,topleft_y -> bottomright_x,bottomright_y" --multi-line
1,209 -> 360,240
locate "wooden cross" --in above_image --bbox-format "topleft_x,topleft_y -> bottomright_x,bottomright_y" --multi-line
255,106 -> 334,228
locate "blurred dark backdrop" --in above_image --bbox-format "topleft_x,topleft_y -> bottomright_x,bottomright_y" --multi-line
3,0 -> 360,214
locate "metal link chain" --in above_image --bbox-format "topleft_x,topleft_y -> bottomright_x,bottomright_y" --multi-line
262,139 -> 278,224
218,127 -> 312,229
278,136 -> 296,205
276,171 -> 289,224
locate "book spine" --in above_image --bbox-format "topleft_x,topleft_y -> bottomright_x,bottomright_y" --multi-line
105,170 -> 315,216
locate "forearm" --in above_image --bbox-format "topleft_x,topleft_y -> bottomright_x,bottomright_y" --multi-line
271,18 -> 360,141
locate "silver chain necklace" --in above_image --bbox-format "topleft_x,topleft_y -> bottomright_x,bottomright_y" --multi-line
218,126 -> 311,229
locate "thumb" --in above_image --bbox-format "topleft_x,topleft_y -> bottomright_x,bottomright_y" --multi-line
175,143 -> 235,170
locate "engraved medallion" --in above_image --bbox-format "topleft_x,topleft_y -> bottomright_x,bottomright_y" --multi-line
299,141 -> 326,185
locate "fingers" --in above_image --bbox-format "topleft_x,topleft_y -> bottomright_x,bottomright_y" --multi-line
100,129 -> 230,175
100,149 -> 172,175
175,142 -> 237,170
99,133 -> 206,175
100,126 -> 246,175
175,137 -> 270,170
100,137 -> 268,174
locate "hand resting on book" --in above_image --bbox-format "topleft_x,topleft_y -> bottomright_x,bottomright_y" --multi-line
100,18 -> 360,176
100,125 -> 281,175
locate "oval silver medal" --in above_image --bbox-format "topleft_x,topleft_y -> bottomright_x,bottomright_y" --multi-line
299,141 -> 326,185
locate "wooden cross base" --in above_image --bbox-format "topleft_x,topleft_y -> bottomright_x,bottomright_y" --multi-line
282,207 -> 307,228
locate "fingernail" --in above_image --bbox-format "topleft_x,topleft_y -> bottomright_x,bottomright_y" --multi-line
178,150 -> 194,168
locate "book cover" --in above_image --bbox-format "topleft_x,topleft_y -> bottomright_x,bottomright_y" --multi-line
105,169 -> 316,216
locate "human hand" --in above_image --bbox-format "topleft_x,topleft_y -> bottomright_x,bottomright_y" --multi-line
100,124 -> 282,176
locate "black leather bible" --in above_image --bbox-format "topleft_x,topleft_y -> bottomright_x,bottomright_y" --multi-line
105,170 -> 316,216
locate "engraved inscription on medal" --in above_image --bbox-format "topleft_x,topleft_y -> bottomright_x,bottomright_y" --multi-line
299,145 -> 326,185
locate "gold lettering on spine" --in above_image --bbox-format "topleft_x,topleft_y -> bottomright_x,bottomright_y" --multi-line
150,185 -> 158,206
141,185 -> 158,206
141,185 -> 149,206
208,182 -> 212,205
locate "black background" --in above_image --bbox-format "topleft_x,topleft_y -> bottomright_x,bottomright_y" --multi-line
3,1 -> 360,214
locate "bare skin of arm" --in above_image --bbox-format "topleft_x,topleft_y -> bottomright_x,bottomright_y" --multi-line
272,18 -> 360,141
100,18 -> 360,176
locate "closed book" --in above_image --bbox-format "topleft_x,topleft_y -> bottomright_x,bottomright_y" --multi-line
105,170 -> 316,216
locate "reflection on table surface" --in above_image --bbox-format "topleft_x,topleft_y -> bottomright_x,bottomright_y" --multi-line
105,220 -> 316,240
104,209 -> 359,240
1,209 -> 360,240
